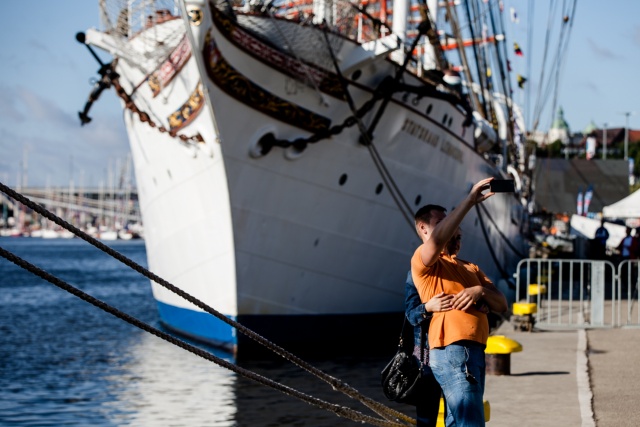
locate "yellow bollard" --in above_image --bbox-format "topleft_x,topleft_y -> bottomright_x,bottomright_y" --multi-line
436,397 -> 491,425
511,302 -> 537,332
528,283 -> 547,297
485,335 -> 522,375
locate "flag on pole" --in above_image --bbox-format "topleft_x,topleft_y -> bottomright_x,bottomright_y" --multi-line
577,187 -> 584,216
517,74 -> 527,88
510,7 -> 519,23
514,42 -> 523,56
584,185 -> 593,216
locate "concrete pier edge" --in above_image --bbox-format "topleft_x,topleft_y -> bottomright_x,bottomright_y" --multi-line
577,327 -> 595,427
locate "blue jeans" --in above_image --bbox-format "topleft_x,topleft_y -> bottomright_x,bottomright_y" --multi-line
429,343 -> 486,427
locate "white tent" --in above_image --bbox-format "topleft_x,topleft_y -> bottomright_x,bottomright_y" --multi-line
602,189 -> 640,219
570,214 -> 626,248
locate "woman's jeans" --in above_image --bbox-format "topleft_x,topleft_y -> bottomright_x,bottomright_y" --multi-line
429,343 -> 486,427
415,362 -> 442,427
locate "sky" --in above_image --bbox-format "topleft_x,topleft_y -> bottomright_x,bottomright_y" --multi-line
1,0 -> 639,187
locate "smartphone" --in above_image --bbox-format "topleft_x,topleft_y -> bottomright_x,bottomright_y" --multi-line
490,179 -> 515,193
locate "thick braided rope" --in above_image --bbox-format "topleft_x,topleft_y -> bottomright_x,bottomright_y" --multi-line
0,182 -> 415,426
0,246 -> 412,427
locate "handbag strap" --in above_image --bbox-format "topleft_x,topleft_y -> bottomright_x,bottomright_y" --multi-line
397,315 -> 408,348
399,316 -> 426,370
418,324 -> 425,370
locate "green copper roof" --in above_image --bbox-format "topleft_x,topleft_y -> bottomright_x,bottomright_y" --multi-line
551,106 -> 570,130
584,120 -> 598,134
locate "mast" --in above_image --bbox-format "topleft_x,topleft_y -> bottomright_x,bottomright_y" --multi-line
391,0 -> 409,64
418,0 -> 448,71
444,0 -> 483,118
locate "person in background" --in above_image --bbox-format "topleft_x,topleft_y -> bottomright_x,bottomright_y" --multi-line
411,178 -> 508,426
633,228 -> 640,260
592,219 -> 610,260
617,227 -> 640,298
617,227 -> 635,261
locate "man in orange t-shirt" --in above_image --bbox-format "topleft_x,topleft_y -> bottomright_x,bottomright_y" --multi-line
411,178 -> 507,426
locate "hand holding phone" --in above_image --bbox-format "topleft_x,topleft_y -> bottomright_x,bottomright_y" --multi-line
490,179 -> 515,193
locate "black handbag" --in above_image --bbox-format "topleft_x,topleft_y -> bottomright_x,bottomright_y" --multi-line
380,317 -> 427,406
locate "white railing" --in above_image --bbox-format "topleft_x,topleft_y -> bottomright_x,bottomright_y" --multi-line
514,258 -> 639,329
618,260 -> 640,326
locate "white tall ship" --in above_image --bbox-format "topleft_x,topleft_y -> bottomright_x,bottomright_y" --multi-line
79,0 -> 530,357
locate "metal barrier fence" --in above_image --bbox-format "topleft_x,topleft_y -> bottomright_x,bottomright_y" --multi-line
514,259 -> 640,329
618,260 -> 640,326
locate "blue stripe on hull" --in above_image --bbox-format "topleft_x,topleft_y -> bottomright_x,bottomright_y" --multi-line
155,302 -> 498,361
156,301 -> 236,350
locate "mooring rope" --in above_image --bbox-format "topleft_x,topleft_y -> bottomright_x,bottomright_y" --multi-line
0,181 -> 415,426
0,245 -> 411,427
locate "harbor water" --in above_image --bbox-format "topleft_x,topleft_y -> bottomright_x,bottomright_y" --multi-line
0,238 -> 408,426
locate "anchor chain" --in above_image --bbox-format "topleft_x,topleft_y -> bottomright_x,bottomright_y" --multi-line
260,77 -> 396,152
110,75 -> 205,145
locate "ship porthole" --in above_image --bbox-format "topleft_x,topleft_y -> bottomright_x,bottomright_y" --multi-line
351,70 -> 362,81
448,117 -> 453,127
339,174 -> 348,186
284,142 -> 306,160
375,183 -> 384,194
249,132 -> 276,158
442,114 -> 448,124
426,104 -> 433,115
415,195 -> 422,205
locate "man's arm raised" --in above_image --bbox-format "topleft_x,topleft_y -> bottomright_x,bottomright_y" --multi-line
420,178 -> 495,267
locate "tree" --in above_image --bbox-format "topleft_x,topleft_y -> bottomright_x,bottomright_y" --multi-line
535,139 -> 564,158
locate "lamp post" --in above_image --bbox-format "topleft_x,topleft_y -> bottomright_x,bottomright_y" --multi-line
603,123 -> 607,160
624,112 -> 630,160
618,111 -> 636,160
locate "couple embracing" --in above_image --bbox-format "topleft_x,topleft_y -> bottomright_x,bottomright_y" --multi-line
405,178 -> 508,427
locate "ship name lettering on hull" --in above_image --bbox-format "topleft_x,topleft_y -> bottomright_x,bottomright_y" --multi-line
401,118 -> 440,147
440,140 -> 463,163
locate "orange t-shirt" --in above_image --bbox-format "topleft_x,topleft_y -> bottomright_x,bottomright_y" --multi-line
411,246 -> 489,349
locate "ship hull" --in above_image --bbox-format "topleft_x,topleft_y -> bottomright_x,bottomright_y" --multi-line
87,1 -> 526,357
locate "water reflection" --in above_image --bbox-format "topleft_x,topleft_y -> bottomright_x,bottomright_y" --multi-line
110,331 -> 410,426
108,333 -> 237,426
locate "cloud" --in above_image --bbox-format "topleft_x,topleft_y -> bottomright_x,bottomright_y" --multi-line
15,86 -> 77,128
27,39 -> 49,53
0,97 -> 130,188
586,38 -> 621,60
584,81 -> 600,95
0,87 -> 25,123
25,38 -> 80,71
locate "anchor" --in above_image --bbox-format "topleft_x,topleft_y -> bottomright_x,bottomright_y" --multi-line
75,32 -> 119,126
